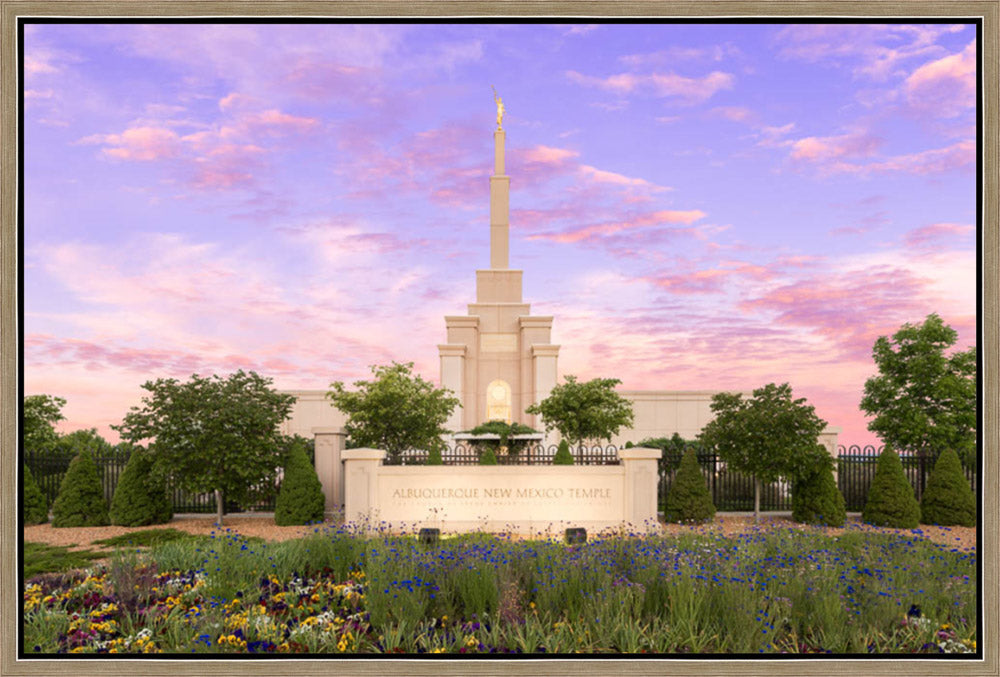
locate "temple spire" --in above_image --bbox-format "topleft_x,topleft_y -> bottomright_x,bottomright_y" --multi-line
489,114 -> 510,269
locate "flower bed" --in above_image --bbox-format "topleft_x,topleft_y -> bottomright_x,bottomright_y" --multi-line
23,525 -> 977,654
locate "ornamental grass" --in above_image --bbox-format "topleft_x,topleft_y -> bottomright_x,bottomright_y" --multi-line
23,524 -> 976,655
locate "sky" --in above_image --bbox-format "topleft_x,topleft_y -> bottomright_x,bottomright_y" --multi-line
22,22 -> 979,446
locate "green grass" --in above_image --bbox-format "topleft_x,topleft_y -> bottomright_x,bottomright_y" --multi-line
22,525 -> 978,654
23,542 -> 106,579
91,528 -> 191,548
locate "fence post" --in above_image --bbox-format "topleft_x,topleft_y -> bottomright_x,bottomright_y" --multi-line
342,448 -> 385,531
313,426 -> 347,515
818,427 -> 841,483
619,446 -> 660,532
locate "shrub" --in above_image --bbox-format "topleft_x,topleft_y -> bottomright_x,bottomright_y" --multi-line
464,421 -> 538,457
426,446 -> 443,465
920,448 -> 975,527
23,464 -> 49,525
862,446 -> 920,528
274,440 -> 326,526
791,464 -> 846,527
479,447 -> 498,465
553,440 -> 574,466
663,449 -> 715,523
50,449 -> 109,527
109,447 -> 172,526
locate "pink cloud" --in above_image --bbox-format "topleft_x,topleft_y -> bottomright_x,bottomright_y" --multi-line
710,106 -> 754,123
903,222 -> 974,249
645,261 -> 773,294
566,69 -> 734,104
528,209 -> 706,244
520,145 -> 580,165
773,24 -> 964,81
905,39 -> 976,117
790,132 -> 882,162
739,266 -> 935,360
83,126 -> 182,161
862,139 -> 975,175
578,165 -> 668,191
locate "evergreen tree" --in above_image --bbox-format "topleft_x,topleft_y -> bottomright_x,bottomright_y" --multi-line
109,447 -> 172,526
791,463 -> 846,527
663,449 -> 715,523
862,446 -> 920,528
920,448 -> 976,527
426,446 -> 443,465
23,464 -> 49,525
552,440 -> 574,466
479,447 -> 498,465
51,449 -> 109,527
274,441 -> 326,526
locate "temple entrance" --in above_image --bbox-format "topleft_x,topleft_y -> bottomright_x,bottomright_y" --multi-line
486,379 -> 512,423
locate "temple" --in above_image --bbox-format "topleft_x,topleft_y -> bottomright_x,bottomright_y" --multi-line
437,124 -> 558,432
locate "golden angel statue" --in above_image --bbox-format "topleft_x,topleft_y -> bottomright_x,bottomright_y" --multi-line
492,85 -> 505,130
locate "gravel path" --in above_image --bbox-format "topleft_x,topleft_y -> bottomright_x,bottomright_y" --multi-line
24,513 -> 976,552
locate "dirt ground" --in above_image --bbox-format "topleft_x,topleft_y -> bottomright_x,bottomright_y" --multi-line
24,512 -> 977,554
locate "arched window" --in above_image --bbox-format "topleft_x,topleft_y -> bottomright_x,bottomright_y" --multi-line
486,379 -> 512,423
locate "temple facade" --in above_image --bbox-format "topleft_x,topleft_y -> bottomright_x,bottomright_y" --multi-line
437,126 -> 558,433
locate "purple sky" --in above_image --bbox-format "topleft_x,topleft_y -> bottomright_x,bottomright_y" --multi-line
23,23 -> 978,446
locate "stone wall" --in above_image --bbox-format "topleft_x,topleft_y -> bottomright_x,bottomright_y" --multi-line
342,447 -> 660,535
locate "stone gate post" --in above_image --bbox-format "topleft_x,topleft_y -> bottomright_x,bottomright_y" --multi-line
619,446 -> 660,532
313,426 -> 346,514
342,448 -> 385,531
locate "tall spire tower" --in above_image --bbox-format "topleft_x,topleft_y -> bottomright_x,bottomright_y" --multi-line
490,124 -> 509,268
438,94 -> 560,435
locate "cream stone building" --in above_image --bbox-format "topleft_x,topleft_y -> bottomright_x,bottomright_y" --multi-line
281,115 -> 840,493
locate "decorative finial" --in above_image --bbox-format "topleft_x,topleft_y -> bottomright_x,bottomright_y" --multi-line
492,85 -> 505,130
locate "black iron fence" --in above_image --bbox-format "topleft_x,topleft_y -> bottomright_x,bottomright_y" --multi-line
655,445 -> 978,513
835,444 -> 977,511
657,451 -> 792,512
24,441 -> 977,518
23,446 -> 278,514
385,443 -> 622,466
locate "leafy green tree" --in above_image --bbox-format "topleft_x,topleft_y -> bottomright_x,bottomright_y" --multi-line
114,370 -> 295,526
463,420 -> 538,458
791,457 -> 846,527
57,428 -> 115,460
274,440 -> 326,526
479,447 -> 499,465
23,464 -> 49,525
664,449 -> 715,523
698,383 -> 828,522
327,362 -> 460,465
862,446 -> 921,528
23,394 -> 66,452
861,314 -> 977,467
51,449 -> 109,527
426,447 -> 444,465
525,375 -> 634,447
109,447 -> 173,526
920,448 -> 975,527
552,440 -> 574,466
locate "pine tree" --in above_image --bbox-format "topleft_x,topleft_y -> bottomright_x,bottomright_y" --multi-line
479,447 -> 498,465
109,447 -> 173,526
792,463 -> 846,527
920,448 -> 975,527
23,464 -> 49,525
552,440 -> 574,466
426,446 -> 443,465
862,446 -> 920,528
51,449 -> 110,527
274,440 -> 326,526
663,449 -> 715,523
